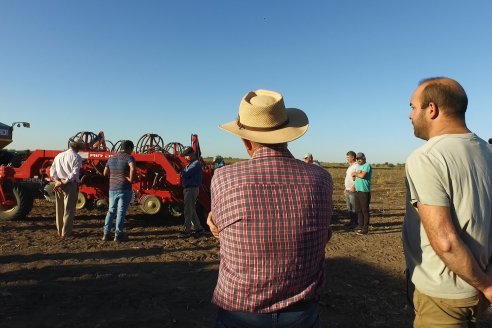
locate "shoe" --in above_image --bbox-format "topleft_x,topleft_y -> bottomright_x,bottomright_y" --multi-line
356,230 -> 368,235
61,233 -> 76,239
101,234 -> 110,241
114,234 -> 129,243
179,231 -> 193,239
193,229 -> 209,238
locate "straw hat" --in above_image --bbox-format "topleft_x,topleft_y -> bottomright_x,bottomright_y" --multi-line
69,137 -> 85,150
220,90 -> 309,144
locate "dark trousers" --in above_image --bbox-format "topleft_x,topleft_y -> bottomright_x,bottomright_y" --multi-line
215,302 -> 320,328
354,191 -> 371,233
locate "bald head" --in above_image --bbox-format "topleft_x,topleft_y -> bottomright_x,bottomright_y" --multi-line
418,77 -> 468,119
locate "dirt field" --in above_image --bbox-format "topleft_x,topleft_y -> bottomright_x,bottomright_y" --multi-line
1,166 -> 491,327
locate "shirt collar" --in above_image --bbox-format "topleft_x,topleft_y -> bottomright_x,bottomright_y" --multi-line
251,144 -> 294,160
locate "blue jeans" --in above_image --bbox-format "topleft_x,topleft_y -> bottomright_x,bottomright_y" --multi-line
215,302 -> 320,328
103,189 -> 132,236
345,191 -> 357,224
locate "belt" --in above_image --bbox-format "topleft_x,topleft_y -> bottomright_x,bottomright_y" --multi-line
280,300 -> 317,312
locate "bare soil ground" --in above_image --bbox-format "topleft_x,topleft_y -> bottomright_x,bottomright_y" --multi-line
1,166 -> 491,327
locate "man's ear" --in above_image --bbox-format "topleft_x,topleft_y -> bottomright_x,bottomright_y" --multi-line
428,102 -> 439,119
242,138 -> 252,151
241,138 -> 255,157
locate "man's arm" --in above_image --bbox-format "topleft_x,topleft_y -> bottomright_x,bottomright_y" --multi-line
68,156 -> 82,182
127,162 -> 135,183
418,202 -> 492,301
352,170 -> 368,178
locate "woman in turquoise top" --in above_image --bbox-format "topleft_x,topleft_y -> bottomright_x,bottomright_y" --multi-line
352,152 -> 372,235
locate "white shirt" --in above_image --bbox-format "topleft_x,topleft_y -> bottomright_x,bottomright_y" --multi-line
50,149 -> 83,183
344,162 -> 358,190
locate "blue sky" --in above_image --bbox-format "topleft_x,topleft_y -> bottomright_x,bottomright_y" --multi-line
1,0 -> 491,164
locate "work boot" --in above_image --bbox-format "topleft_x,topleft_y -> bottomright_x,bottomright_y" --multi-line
114,233 -> 129,243
178,231 -> 193,239
193,229 -> 209,238
101,234 -> 110,241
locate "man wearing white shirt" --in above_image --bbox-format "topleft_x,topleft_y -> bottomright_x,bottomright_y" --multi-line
49,137 -> 84,238
344,151 -> 358,228
304,153 -> 321,166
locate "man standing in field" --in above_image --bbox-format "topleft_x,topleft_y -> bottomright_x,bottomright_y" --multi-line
403,77 -> 492,327
207,89 -> 333,327
352,152 -> 372,235
102,140 -> 135,242
344,150 -> 358,228
179,146 -> 205,238
50,137 -> 84,238
304,152 -> 322,166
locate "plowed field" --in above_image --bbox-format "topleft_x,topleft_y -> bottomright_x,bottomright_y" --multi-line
1,166 -> 491,327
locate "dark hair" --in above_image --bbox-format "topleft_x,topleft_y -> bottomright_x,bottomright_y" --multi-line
419,77 -> 467,119
121,140 -> 134,152
346,151 -> 356,157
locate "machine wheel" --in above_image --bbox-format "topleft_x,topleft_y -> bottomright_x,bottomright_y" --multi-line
0,184 -> 34,221
140,195 -> 162,215
95,199 -> 108,210
76,192 -> 87,210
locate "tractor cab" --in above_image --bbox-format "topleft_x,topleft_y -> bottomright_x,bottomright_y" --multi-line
0,122 -> 13,150
0,122 -> 30,150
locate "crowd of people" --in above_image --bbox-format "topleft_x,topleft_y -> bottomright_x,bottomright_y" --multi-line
48,77 -> 492,327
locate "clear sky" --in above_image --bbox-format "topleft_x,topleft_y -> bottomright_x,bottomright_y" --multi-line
1,0 -> 491,164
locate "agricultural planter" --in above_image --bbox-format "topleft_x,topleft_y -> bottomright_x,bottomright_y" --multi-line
0,126 -> 212,222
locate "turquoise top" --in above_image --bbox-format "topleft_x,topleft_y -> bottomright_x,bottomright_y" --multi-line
355,163 -> 372,192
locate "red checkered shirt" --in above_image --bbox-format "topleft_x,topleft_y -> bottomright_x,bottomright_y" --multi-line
211,145 -> 333,313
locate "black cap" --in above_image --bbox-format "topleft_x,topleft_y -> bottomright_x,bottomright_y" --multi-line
181,147 -> 194,156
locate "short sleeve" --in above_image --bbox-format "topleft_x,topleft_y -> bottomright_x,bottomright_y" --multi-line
406,152 -> 450,207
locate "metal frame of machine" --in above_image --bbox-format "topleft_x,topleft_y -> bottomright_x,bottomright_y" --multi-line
0,128 -> 212,221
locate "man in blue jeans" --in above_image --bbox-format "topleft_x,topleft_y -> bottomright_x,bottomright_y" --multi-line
102,140 -> 136,242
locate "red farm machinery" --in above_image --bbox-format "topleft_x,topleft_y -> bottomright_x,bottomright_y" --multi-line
0,124 -> 213,222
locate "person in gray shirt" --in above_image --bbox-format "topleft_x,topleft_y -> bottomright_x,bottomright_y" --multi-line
403,77 -> 492,327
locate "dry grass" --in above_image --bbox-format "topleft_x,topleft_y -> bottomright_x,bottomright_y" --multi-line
326,165 -> 406,221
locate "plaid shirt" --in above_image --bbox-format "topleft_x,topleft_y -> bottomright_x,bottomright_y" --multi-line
211,145 -> 333,313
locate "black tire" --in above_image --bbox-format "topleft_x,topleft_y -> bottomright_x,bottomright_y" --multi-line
0,184 -> 34,221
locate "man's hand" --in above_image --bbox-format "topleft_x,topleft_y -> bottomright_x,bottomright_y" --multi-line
482,284 -> 492,303
207,212 -> 219,239
53,180 -> 63,192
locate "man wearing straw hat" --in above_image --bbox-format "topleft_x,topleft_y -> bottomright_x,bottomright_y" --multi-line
50,137 -> 85,238
207,90 -> 333,327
